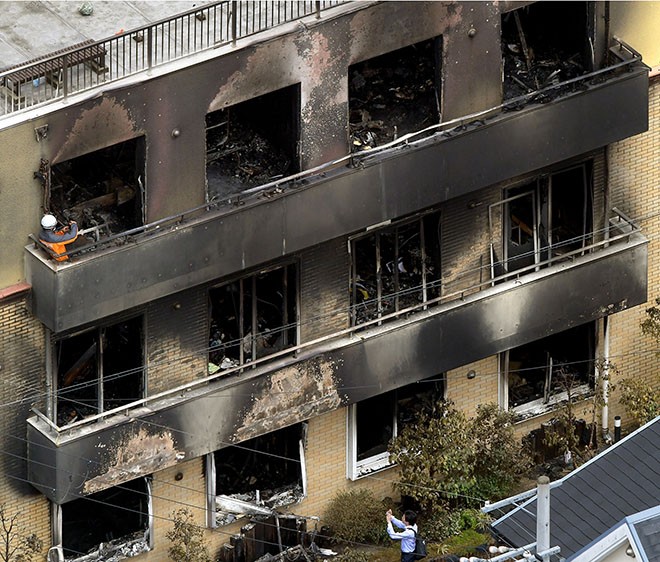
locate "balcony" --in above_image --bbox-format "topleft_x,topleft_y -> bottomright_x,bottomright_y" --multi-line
27,213 -> 647,503
25,55 -> 648,333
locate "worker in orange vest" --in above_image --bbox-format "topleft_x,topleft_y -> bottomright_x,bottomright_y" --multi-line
39,213 -> 79,261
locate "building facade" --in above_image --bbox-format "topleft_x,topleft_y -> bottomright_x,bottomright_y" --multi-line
0,1 -> 657,560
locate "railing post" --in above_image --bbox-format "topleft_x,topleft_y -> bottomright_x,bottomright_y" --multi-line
315,1 -> 321,19
231,0 -> 237,45
147,26 -> 153,69
62,54 -> 69,98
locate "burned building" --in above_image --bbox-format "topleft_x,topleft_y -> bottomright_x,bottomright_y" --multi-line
0,1 -> 658,561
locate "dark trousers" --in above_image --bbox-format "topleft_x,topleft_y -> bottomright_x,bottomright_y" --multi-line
401,552 -> 416,562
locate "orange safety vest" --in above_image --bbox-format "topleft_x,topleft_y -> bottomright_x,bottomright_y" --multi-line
39,229 -> 79,262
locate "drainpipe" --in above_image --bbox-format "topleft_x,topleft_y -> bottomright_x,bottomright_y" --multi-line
536,476 -> 551,562
601,316 -> 611,442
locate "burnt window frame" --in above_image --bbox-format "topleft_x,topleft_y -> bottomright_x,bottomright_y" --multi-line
51,476 -> 153,561
50,315 -> 146,427
346,376 -> 446,481
499,321 -> 597,419
208,260 -> 300,373
488,160 -> 594,277
348,208 -> 441,327
205,423 -> 307,528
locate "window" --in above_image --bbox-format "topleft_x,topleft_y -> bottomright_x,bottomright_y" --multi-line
502,2 -> 592,101
207,423 -> 306,527
53,477 -> 152,560
489,162 -> 593,276
347,375 -> 445,480
501,322 -> 596,419
350,210 -> 441,326
47,137 -> 146,242
349,37 -> 441,152
53,316 -> 145,426
208,263 -> 298,372
206,84 -> 300,200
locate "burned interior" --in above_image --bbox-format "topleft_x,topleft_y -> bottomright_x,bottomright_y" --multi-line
502,2 -> 592,102
349,38 -> 441,152
47,137 -> 145,247
490,161 -> 593,276
503,321 -> 596,416
211,423 -> 306,526
206,84 -> 300,200
54,316 -> 144,426
61,477 -> 150,560
209,263 -> 298,373
350,209 -> 441,326
348,374 -> 445,479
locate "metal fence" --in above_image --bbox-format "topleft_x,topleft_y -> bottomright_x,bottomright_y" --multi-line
0,0 -> 347,116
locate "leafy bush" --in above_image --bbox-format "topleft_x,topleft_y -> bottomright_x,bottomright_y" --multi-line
389,402 -> 527,513
334,547 -> 373,562
619,378 -> 660,426
439,529 -> 491,558
324,489 -> 388,545
166,508 -> 211,562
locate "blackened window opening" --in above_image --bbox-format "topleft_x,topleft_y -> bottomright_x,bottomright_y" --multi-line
507,322 -> 595,409
351,210 -> 441,326
49,138 -> 145,243
353,374 -> 445,470
206,84 -> 300,200
214,424 -> 303,501
502,2 -> 591,101
349,37 -> 441,152
55,316 -> 144,426
209,263 -> 297,372
61,478 -> 149,560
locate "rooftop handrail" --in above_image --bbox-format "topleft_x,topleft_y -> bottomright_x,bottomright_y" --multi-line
28,208 -> 644,435
1,1 -> 349,115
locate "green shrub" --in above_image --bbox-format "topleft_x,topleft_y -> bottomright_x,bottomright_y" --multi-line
389,401 -> 527,513
619,378 -> 660,426
324,489 -> 388,545
440,529 -> 491,558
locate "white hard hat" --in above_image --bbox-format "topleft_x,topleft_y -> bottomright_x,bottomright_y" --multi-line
41,214 -> 57,229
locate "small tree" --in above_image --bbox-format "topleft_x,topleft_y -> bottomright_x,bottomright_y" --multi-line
166,508 -> 211,562
389,402 -> 527,513
618,378 -> 660,426
0,505 -> 42,562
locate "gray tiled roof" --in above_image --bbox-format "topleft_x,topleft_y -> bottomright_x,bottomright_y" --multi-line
491,416 -> 660,560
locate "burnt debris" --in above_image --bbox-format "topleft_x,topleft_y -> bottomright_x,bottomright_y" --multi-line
206,84 -> 300,200
502,3 -> 590,103
349,38 -> 440,152
45,138 -> 145,250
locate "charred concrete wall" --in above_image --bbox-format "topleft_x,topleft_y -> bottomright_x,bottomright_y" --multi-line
1,1 -> 503,288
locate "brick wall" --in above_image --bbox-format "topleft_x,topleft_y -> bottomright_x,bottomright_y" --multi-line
0,287 -> 50,553
299,238 -> 350,342
606,78 -> 660,428
147,288 -> 208,394
446,356 -> 499,418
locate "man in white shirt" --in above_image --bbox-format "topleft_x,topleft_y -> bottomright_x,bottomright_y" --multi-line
386,508 -> 418,562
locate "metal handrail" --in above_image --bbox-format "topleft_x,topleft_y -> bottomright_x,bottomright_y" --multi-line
29,209 -> 644,435
1,1 -> 348,116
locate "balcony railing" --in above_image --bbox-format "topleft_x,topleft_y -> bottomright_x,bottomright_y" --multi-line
0,1 -> 348,116
29,207 -> 645,436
